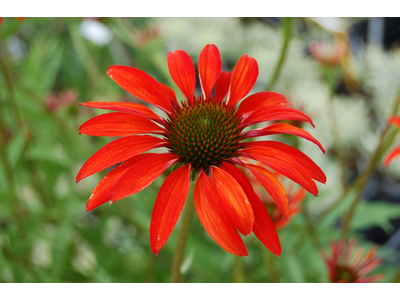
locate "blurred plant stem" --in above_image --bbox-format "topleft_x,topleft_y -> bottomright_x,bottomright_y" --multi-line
267,17 -> 292,91
263,248 -> 280,283
233,256 -> 245,283
171,182 -> 196,283
144,253 -> 157,283
301,197 -> 320,251
391,264 -> 400,283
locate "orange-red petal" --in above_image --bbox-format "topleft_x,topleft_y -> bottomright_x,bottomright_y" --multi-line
214,71 -> 232,101
86,153 -> 153,211
388,116 -> 400,129
150,164 -> 191,255
199,44 -> 222,98
167,50 -> 196,102
210,166 -> 254,236
227,54 -> 258,107
237,92 -> 290,118
383,145 -> 400,166
243,123 -> 325,153
110,153 -> 179,201
78,101 -> 162,120
221,162 -> 281,256
194,171 -> 248,256
76,135 -> 166,183
79,112 -> 164,137
159,82 -> 178,104
107,65 -> 174,113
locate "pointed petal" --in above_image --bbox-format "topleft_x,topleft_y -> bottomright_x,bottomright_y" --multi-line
243,141 -> 326,183
227,54 -> 258,107
243,123 -> 325,153
76,135 -> 166,183
79,112 -> 164,137
240,147 -> 319,196
167,50 -> 196,101
111,153 -> 179,201
107,65 -> 174,113
210,166 -> 254,236
214,71 -> 232,101
159,82 -> 178,103
78,101 -> 162,120
199,44 -> 222,98
220,162 -> 281,256
86,153 -> 153,211
388,116 -> 400,129
150,164 -> 191,255
242,106 -> 314,128
245,163 -> 290,220
237,92 -> 290,118
383,145 -> 400,166
194,171 -> 248,256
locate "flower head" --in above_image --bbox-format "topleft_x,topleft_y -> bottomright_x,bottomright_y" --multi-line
77,44 -> 326,256
322,239 -> 384,283
383,115 -> 400,166
310,40 -> 349,68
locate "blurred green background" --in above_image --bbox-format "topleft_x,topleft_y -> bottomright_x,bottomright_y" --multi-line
1,17 -> 400,283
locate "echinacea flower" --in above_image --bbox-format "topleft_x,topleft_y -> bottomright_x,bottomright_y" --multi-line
309,40 -> 349,68
322,239 -> 384,283
383,115 -> 400,166
77,44 -> 326,256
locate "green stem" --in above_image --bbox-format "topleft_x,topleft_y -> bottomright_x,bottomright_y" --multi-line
267,17 -> 292,91
301,198 -> 320,251
391,264 -> 400,283
233,256 -> 245,283
263,248 -> 280,282
171,182 -> 196,283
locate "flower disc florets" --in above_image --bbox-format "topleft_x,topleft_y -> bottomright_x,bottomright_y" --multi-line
165,96 -> 243,170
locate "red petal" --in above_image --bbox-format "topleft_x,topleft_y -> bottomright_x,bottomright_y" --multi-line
245,163 -> 290,220
78,101 -> 162,121
227,55 -> 258,107
159,82 -> 178,103
214,71 -> 232,101
383,145 -> 400,166
167,50 -> 196,101
242,106 -> 315,128
86,153 -> 153,211
388,116 -> 400,129
199,44 -> 222,98
210,166 -> 254,236
110,153 -> 179,201
237,92 -> 290,118
150,164 -> 191,255
244,141 -> 326,183
221,162 -> 281,256
76,135 -> 166,183
240,147 -> 319,195
243,123 -> 325,153
194,171 -> 248,256
79,112 -> 164,137
107,65 -> 173,113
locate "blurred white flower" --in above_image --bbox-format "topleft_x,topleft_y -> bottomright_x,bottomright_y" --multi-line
79,19 -> 112,46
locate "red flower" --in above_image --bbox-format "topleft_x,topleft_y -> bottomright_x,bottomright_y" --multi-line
383,116 -> 400,166
322,239 -> 384,283
77,44 -> 326,256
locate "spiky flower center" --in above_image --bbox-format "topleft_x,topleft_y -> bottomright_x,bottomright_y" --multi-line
334,265 -> 357,283
165,96 -> 243,170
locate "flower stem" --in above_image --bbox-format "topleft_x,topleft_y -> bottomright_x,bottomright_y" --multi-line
171,182 -> 196,283
391,264 -> 400,283
233,256 -> 245,283
267,17 -> 292,91
263,248 -> 280,282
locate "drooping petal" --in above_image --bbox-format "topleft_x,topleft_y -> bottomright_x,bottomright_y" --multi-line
245,163 -> 290,220
79,113 -> 164,137
244,141 -> 326,183
210,166 -> 254,236
214,71 -> 232,101
107,65 -> 174,113
110,153 -> 179,201
150,164 -> 191,255
240,147 -> 319,195
243,123 -> 325,153
86,153 -> 153,211
221,162 -> 281,256
199,44 -> 222,98
167,50 -> 196,101
242,106 -> 315,128
78,101 -> 162,120
237,92 -> 290,118
383,145 -> 400,166
194,171 -> 248,256
227,54 -> 258,107
76,135 -> 167,183
388,116 -> 400,129
159,82 -> 178,104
